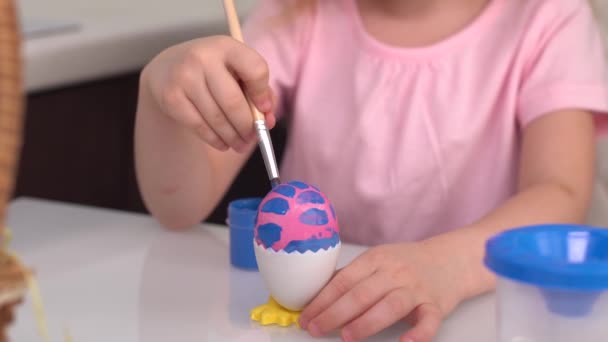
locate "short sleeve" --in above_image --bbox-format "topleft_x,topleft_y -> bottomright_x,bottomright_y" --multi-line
518,1 -> 608,134
242,0 -> 315,119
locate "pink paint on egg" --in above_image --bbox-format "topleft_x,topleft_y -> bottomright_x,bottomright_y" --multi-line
254,181 -> 340,253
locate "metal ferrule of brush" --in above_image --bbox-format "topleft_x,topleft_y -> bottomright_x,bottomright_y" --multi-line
254,119 -> 281,185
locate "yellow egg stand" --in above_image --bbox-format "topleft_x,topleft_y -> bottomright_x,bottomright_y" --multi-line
251,297 -> 301,327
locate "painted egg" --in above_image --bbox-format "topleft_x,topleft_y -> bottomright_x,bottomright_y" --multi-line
253,180 -> 341,311
254,180 -> 340,253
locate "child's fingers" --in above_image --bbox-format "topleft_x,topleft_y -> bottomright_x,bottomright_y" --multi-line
224,44 -> 273,113
265,91 -> 279,129
205,66 -> 250,151
265,111 -> 277,130
399,303 -> 442,342
175,70 -> 223,145
341,287 -> 414,342
307,271 -> 398,337
181,71 -> 247,152
182,84 -> 231,151
194,119 -> 229,151
300,255 -> 375,329
161,86 -> 229,151
160,86 -> 205,128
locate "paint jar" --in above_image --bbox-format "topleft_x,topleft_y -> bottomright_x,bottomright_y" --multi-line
227,198 -> 261,270
485,224 -> 608,342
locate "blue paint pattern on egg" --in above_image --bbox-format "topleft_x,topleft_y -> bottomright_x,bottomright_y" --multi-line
283,232 -> 340,253
299,208 -> 329,225
261,198 -> 290,215
257,223 -> 283,248
296,190 -> 325,205
254,180 -> 341,253
288,181 -> 309,189
272,184 -> 296,198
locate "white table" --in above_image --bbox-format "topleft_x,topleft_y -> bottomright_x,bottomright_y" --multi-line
6,198 -> 496,341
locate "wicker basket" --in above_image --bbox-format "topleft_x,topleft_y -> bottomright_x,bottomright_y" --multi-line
0,0 -> 30,340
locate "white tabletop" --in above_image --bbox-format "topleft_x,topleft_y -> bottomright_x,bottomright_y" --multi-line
6,198 -> 496,341
19,0 -> 257,92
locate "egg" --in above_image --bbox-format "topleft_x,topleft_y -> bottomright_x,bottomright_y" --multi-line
253,180 -> 341,311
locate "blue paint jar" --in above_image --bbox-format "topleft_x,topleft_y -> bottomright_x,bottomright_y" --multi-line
227,198 -> 261,270
485,224 -> 608,342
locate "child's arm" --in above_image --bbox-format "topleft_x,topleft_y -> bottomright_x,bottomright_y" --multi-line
135,1 -> 311,229
134,37 -> 276,229
299,109 -> 595,342
437,109 -> 595,298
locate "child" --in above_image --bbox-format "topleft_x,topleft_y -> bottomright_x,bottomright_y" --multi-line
134,0 -> 608,340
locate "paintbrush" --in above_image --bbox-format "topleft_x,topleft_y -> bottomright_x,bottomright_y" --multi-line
221,0 -> 281,188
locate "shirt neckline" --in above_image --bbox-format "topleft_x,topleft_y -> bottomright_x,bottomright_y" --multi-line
343,0 -> 505,61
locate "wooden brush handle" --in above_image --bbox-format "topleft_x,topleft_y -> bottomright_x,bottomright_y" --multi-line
222,0 -> 265,122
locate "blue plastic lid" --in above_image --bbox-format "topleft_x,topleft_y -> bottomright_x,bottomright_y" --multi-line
485,224 -> 608,290
228,198 -> 261,227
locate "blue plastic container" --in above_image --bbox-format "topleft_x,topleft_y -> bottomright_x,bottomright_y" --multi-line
227,198 -> 261,270
485,224 -> 608,342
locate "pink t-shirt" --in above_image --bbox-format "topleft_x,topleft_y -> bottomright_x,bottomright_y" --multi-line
243,0 -> 608,246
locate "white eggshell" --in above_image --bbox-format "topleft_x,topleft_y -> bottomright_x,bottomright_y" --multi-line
254,242 -> 341,311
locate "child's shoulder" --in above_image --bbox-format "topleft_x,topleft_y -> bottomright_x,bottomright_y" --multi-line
514,0 -> 593,20
500,0 -> 598,44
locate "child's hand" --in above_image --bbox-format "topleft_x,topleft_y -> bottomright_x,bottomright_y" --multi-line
140,36 -> 277,152
299,242 -> 469,342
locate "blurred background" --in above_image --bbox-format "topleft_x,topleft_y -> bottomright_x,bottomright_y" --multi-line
14,0 -> 289,225
11,0 -> 608,226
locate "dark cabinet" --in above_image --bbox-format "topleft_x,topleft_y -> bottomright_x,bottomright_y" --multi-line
15,71 -> 287,224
